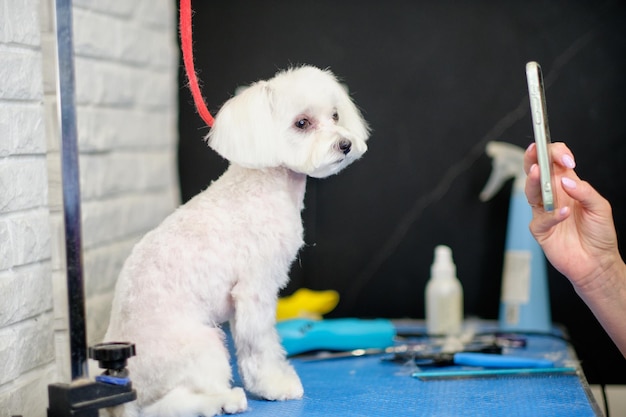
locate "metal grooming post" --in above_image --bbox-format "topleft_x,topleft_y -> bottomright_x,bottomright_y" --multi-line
55,0 -> 88,381
47,1 -> 136,414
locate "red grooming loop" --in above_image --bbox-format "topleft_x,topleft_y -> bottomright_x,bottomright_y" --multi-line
180,0 -> 215,127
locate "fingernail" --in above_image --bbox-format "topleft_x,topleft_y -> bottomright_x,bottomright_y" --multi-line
562,154 -> 576,169
561,177 -> 576,189
527,143 -> 536,152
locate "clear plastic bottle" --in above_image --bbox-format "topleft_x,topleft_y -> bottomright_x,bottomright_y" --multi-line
425,245 -> 463,335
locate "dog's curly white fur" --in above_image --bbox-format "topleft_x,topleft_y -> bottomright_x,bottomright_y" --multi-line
101,66 -> 369,416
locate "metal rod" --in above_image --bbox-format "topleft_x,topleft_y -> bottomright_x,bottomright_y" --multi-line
54,0 -> 89,381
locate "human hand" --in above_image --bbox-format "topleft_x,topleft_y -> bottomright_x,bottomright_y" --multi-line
524,142 -> 621,290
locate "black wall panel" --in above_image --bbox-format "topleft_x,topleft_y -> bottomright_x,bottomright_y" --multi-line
177,0 -> 626,383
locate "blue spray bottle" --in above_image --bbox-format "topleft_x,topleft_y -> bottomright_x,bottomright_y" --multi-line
480,141 -> 551,332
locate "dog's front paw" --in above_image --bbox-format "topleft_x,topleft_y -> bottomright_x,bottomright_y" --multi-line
246,362 -> 304,401
221,387 -> 248,414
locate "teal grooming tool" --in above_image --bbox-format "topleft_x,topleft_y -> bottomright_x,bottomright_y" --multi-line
413,366 -> 577,380
277,318 -> 396,356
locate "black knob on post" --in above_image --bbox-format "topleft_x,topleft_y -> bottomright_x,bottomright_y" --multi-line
88,342 -> 136,371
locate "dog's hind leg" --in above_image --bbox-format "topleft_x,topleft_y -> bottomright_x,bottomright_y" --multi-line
142,386 -> 246,417
132,324 -> 247,417
230,283 -> 304,401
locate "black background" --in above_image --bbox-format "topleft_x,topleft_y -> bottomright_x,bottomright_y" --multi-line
177,0 -> 626,383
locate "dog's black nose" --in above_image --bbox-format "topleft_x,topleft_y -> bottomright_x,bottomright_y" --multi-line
337,139 -> 352,155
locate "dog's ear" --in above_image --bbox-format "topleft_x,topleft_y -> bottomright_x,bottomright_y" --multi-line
206,81 -> 278,168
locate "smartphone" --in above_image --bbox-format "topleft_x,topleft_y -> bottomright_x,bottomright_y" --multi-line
526,61 -> 555,212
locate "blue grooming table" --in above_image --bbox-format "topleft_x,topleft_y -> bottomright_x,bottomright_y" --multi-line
235,321 -> 602,416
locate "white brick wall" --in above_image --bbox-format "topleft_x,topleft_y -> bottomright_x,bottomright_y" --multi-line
70,0 -> 179,347
0,0 -> 179,415
0,0 -> 56,414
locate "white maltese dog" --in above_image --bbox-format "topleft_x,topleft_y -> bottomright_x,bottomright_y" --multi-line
101,65 -> 369,416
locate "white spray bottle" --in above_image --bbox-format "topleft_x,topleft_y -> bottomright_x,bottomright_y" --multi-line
425,245 -> 463,336
480,141 -> 551,332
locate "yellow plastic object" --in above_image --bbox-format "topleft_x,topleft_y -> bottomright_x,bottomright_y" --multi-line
276,288 -> 340,321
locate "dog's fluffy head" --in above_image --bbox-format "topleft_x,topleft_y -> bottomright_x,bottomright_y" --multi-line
207,66 -> 370,178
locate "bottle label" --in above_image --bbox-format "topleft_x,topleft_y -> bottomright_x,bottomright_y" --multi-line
501,250 -> 531,304
504,303 -> 521,325
426,293 -> 463,335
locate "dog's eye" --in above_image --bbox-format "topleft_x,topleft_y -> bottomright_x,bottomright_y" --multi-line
295,118 -> 311,130
332,112 -> 339,122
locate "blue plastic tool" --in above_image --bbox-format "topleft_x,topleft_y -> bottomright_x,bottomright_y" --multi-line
452,352 -> 554,368
277,318 -> 396,356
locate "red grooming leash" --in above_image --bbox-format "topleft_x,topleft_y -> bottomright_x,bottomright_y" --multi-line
180,0 -> 215,127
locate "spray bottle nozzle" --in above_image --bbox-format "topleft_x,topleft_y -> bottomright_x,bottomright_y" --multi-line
480,141 -> 527,202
